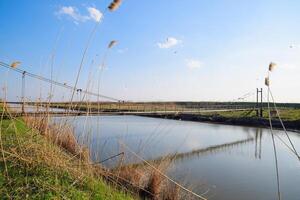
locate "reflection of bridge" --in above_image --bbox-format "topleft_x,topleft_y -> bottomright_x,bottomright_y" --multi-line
148,137 -> 255,164
254,129 -> 263,159
127,136 -> 264,168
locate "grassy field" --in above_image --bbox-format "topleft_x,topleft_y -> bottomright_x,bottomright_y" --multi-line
203,108 -> 300,121
31,101 -> 300,115
0,116 -> 133,199
44,101 -> 300,122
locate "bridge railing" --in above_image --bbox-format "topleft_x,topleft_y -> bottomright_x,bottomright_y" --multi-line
6,102 -> 260,115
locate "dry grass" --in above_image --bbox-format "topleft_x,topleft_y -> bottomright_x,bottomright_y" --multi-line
147,171 -> 162,199
111,158 -> 183,200
24,116 -> 89,161
1,102 -> 197,199
0,115 -> 180,199
162,184 -> 180,200
0,106 -> 133,199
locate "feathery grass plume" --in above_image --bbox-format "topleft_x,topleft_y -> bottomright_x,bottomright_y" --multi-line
265,77 -> 270,86
10,61 -> 21,68
108,0 -> 122,11
269,62 -> 276,72
108,40 -> 118,48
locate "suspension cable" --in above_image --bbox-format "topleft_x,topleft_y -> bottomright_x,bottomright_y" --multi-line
0,61 -> 121,102
266,71 -> 281,200
269,89 -> 300,159
260,90 -> 300,158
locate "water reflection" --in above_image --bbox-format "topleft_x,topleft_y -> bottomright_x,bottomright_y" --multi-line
148,137 -> 255,164
254,129 -> 263,159
53,115 -> 300,200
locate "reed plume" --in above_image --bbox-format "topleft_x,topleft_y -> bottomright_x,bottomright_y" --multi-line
108,0 -> 122,11
269,62 -> 276,72
265,77 -> 270,86
108,40 -> 118,48
10,61 -> 21,68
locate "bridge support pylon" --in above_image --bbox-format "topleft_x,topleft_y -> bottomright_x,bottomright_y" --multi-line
256,88 -> 263,117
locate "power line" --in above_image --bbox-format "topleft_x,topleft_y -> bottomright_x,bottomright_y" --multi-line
0,61 -> 122,102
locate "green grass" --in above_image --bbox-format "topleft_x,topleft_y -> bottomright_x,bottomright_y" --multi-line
272,109 -> 300,121
0,117 -> 134,200
203,108 -> 300,121
0,103 -> 4,113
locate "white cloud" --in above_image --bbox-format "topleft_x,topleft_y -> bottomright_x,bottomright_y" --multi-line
157,37 -> 181,49
59,6 -> 74,16
87,7 -> 103,22
186,59 -> 203,69
57,6 -> 88,22
57,6 -> 102,23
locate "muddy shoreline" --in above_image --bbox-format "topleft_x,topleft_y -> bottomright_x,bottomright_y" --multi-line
136,113 -> 300,133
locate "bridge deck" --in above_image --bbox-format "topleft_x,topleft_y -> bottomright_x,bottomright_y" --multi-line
8,108 -> 255,117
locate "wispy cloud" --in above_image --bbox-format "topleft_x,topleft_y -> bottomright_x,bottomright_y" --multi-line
57,6 -> 88,23
157,37 -> 181,49
56,6 -> 103,23
87,7 -> 103,22
186,59 -> 203,69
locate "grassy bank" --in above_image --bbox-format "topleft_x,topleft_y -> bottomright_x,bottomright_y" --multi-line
23,100 -> 300,131
27,101 -> 300,113
31,102 -> 300,123
141,108 -> 300,132
0,103 -> 183,200
0,117 -> 134,199
203,109 -> 300,121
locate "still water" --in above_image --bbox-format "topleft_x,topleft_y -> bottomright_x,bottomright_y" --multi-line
54,115 -> 300,200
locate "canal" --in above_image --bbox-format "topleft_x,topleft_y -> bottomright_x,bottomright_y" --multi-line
53,115 -> 300,200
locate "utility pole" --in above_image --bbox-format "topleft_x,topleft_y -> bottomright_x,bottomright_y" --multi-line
256,88 -> 263,117
21,71 -> 26,114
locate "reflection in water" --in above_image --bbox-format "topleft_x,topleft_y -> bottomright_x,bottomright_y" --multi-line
254,129 -> 263,159
53,115 -> 300,200
146,137 -> 255,165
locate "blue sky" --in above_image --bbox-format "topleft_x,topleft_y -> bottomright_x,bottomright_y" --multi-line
1,0 -> 300,102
